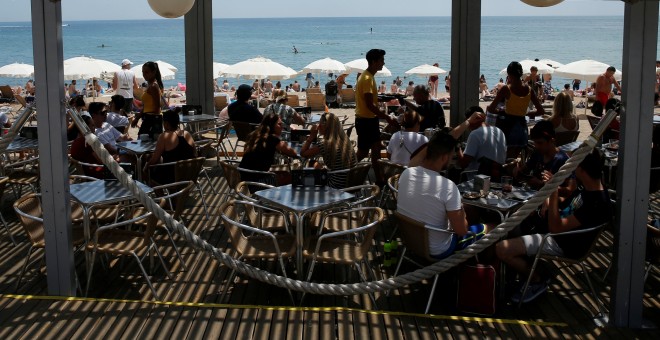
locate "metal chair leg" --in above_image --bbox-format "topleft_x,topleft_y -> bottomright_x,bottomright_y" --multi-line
160,227 -> 188,271
0,212 -> 17,246
196,182 -> 210,220
579,262 -> 607,320
386,247 -> 407,297
355,262 -> 378,309
220,268 -> 238,303
518,253 -> 544,309
424,274 -> 440,314
15,246 -> 35,292
150,239 -> 174,280
132,252 -> 161,300
85,250 -> 98,297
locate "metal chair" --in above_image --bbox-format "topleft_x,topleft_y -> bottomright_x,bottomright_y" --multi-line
518,223 -> 608,322
229,121 -> 258,158
149,157 -> 210,220
235,181 -> 291,233
237,166 -> 278,186
2,155 -> 40,198
327,162 -> 371,189
310,184 -> 380,235
85,208 -> 172,300
219,200 -> 296,303
220,160 -> 242,199
554,130 -> 580,146
0,177 -> 16,245
302,206 -> 384,306
391,211 -> 458,314
376,160 -> 406,207
13,193 -> 85,292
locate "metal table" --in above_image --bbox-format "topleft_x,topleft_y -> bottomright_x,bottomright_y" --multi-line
69,179 -> 153,270
457,180 -> 536,222
180,114 -> 217,133
116,140 -> 157,181
254,184 -> 354,278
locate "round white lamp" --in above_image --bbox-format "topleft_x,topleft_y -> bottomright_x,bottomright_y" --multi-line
520,0 -> 564,7
148,0 -> 196,18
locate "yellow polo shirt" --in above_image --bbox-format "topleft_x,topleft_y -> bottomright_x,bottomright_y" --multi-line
355,70 -> 378,119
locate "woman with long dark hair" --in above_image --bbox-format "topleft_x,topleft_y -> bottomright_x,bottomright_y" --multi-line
239,113 -> 299,178
144,108 -> 196,184
132,61 -> 164,139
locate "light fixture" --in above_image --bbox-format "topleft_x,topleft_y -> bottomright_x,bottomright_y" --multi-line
148,0 -> 196,18
520,0 -> 564,7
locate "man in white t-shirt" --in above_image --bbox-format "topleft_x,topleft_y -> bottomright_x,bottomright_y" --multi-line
387,110 -> 428,166
397,130 -> 472,258
457,106 -> 507,177
112,59 -> 139,113
89,102 -> 130,156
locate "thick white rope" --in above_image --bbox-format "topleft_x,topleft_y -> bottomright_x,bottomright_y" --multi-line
69,108 -> 619,295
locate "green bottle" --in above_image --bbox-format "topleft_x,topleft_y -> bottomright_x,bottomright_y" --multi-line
391,239 -> 399,265
383,241 -> 392,267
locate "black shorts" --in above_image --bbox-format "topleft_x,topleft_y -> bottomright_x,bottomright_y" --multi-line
355,117 -> 380,150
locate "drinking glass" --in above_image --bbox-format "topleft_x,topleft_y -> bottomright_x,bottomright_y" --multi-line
501,176 -> 513,193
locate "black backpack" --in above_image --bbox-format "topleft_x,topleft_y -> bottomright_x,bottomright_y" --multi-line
326,82 -> 338,96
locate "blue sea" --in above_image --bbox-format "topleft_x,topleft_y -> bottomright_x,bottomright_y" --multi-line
0,16 -> 654,89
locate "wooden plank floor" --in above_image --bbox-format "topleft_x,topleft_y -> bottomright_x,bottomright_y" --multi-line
0,166 -> 659,339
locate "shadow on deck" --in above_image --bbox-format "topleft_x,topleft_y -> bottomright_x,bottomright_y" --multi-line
0,166 -> 658,339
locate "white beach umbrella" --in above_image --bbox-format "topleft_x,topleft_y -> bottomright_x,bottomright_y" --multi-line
344,59 -> 392,77
213,62 -> 229,78
499,59 -> 554,76
152,60 -> 178,72
130,62 -> 176,82
302,57 -> 347,75
404,64 -> 448,76
537,59 -> 564,69
0,62 -> 34,78
554,59 -> 622,82
220,56 -> 298,80
63,56 -> 121,80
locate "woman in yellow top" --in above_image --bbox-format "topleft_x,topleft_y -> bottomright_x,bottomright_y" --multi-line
132,61 -> 164,139
487,61 -> 545,151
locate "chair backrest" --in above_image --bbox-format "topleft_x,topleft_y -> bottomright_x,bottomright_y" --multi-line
237,167 -> 277,186
152,181 -> 194,220
287,95 -> 300,107
393,211 -> 433,262
214,96 -> 229,111
586,115 -> 600,131
220,160 -> 242,194
544,222 -> 608,262
174,157 -> 206,182
13,193 -> 44,246
387,174 -> 400,202
231,121 -> 256,142
376,159 -> 406,184
340,88 -> 356,103
0,85 -> 15,99
306,93 -> 326,111
236,181 -> 274,202
15,94 -> 27,108
220,201 -> 249,253
554,130 -> 580,146
346,162 -> 371,187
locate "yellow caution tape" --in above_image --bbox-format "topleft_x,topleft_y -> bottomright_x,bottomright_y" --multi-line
0,293 -> 567,327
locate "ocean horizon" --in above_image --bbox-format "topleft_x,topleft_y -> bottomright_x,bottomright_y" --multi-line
0,16 -> 656,90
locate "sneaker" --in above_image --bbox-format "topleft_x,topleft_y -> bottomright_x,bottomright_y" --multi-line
511,282 -> 548,304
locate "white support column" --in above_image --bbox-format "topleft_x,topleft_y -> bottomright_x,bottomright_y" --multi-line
184,0 -> 214,117
31,0 -> 75,295
612,0 -> 659,328
450,0 -> 481,127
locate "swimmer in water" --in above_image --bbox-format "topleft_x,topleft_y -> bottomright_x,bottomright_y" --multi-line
293,45 -> 298,54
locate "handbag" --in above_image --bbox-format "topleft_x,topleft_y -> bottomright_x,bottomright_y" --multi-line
456,261 -> 497,315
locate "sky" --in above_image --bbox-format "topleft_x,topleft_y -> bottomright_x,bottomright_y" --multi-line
0,0 -> 625,22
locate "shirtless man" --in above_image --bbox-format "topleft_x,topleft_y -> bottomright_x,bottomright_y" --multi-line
595,66 -> 622,107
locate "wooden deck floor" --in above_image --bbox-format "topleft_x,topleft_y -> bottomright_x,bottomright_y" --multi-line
0,166 -> 659,339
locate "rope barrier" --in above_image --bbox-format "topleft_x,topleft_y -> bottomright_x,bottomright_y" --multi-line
69,107 -> 619,296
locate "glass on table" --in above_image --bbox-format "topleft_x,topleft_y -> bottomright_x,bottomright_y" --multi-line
501,176 -> 513,193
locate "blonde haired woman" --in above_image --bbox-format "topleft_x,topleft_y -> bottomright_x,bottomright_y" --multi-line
301,112 -> 357,188
548,92 -> 578,133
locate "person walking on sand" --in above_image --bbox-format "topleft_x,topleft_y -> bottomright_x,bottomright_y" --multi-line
355,49 -> 397,185
428,63 -> 440,98
595,66 -> 622,107
113,59 -> 139,113
305,73 -> 314,89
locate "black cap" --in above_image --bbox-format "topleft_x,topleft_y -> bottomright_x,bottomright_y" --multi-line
236,84 -> 253,100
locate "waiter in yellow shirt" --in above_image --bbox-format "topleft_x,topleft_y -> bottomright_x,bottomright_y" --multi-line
355,49 -> 398,184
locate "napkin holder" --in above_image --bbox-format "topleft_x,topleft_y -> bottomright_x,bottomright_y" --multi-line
292,168 -> 328,187
473,175 -> 491,195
